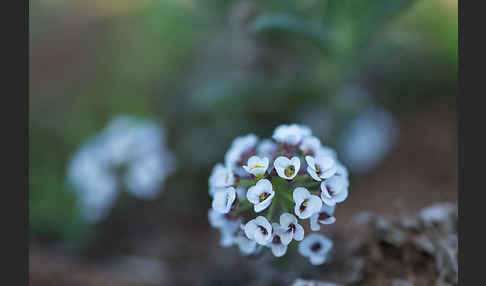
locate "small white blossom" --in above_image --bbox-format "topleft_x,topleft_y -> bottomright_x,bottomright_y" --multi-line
305,155 -> 336,181
208,164 -> 234,196
237,233 -> 258,255
293,187 -> 322,219
267,223 -> 288,257
320,175 -> 348,207
212,187 -> 237,214
219,219 -> 241,247
257,139 -> 278,158
274,156 -> 301,180
298,234 -> 333,265
315,146 -> 337,159
299,136 -> 322,154
279,213 -> 305,245
310,205 -> 336,231
208,209 -> 240,229
242,156 -> 269,178
273,124 -> 312,145
224,134 -> 258,175
244,216 -> 273,245
247,179 -> 275,213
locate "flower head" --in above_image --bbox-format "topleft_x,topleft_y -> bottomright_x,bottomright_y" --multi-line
274,156 -> 301,180
247,179 -> 275,213
298,234 -> 333,265
208,124 -> 349,263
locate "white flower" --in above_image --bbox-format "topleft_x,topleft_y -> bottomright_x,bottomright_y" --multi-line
273,124 -> 312,145
242,156 -> 269,178
219,219 -> 241,247
267,223 -> 288,257
274,156 -> 301,180
244,216 -> 273,245
237,233 -> 258,255
208,164 -> 234,196
224,134 -> 258,175
299,136 -> 322,154
247,179 -> 275,213
305,155 -> 336,181
320,175 -> 348,207
212,187 -> 238,214
279,213 -> 305,245
124,153 -> 174,199
338,106 -> 398,174
298,234 -> 333,265
208,209 -> 240,229
315,145 -> 337,159
67,115 -> 175,223
293,187 -> 322,219
310,205 -> 336,231
257,139 -> 278,159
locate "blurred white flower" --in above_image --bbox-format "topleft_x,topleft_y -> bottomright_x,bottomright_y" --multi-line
246,179 -> 275,213
209,163 -> 234,196
224,134 -> 258,176
273,124 -> 312,145
257,139 -> 278,159
244,216 -> 273,245
67,115 -> 176,223
305,155 -> 337,181
339,106 -> 398,174
242,156 -> 269,178
212,187 -> 238,214
274,156 -> 300,180
236,232 -> 258,255
299,136 -> 322,154
298,234 -> 333,265
293,187 -> 322,219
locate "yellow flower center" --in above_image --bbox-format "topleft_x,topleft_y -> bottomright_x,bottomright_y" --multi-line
249,164 -> 264,171
259,192 -> 270,202
284,165 -> 295,177
299,200 -> 308,212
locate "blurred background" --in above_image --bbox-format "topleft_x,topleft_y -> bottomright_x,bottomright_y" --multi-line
29,0 -> 457,285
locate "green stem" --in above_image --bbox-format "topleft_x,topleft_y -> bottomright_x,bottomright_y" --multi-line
266,200 -> 277,221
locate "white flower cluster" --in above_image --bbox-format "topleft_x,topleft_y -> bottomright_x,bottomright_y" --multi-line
67,116 -> 176,223
208,124 -> 349,265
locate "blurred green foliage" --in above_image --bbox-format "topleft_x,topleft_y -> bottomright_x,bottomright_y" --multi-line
30,0 -> 457,246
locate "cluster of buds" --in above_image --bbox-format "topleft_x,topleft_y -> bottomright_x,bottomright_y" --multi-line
208,124 -> 349,265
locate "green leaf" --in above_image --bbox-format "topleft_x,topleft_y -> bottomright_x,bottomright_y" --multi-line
251,12 -> 328,48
